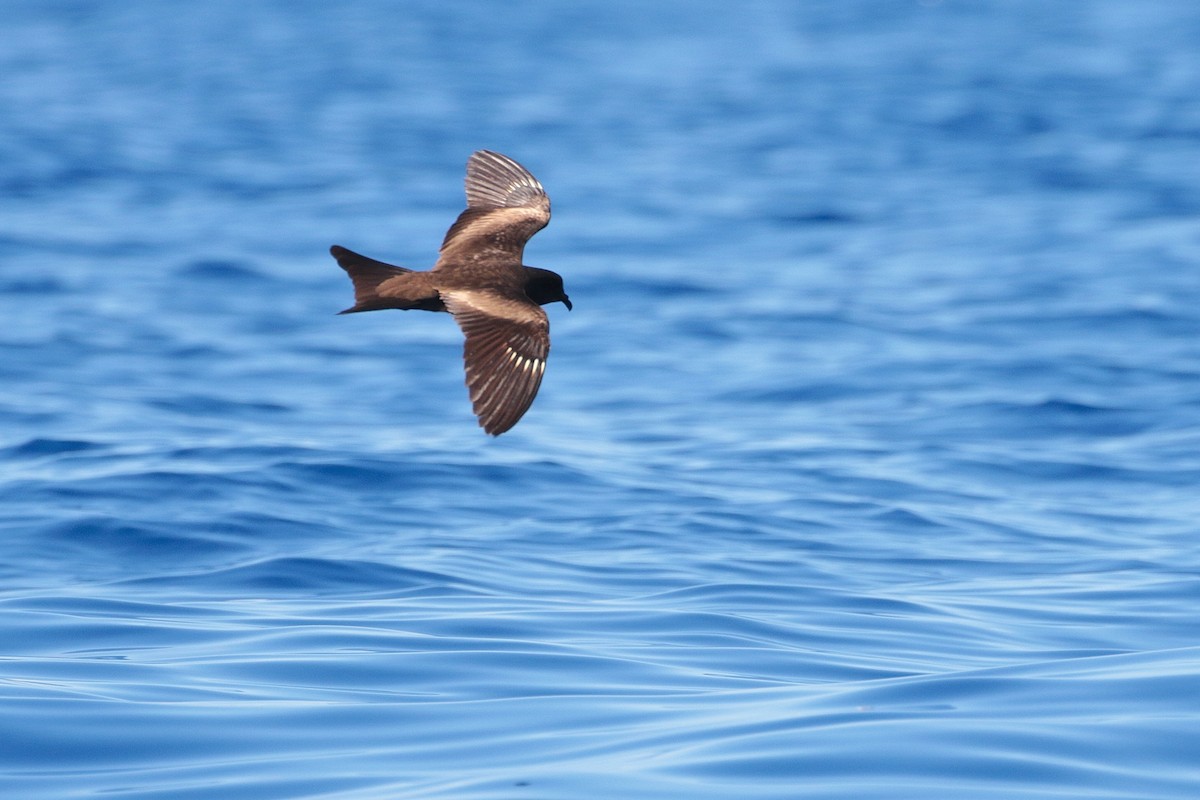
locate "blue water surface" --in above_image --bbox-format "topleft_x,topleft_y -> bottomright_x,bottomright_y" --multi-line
3,1 -> 1200,798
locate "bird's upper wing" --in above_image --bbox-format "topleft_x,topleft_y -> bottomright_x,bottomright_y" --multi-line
435,151 -> 551,269
441,289 -> 550,436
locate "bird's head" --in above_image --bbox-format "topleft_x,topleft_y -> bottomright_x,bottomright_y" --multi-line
524,267 -> 572,310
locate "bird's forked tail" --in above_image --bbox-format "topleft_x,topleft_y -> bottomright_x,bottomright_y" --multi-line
330,245 -> 415,314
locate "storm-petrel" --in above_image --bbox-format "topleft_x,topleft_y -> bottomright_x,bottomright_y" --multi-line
331,150 -> 571,436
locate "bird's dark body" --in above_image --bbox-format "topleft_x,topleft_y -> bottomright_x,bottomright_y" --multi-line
333,247 -> 568,315
330,150 -> 571,436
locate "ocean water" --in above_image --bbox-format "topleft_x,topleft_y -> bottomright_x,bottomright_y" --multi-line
3,1 -> 1200,797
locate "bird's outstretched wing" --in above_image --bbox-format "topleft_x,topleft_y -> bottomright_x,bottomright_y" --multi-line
436,150 -> 551,268
441,288 -> 550,435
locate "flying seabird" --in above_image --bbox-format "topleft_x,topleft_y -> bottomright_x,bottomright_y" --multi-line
331,150 -> 571,436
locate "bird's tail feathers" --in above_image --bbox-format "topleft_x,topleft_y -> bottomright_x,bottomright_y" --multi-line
330,245 -> 412,314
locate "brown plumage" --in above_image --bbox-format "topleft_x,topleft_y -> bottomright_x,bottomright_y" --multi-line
331,150 -> 571,436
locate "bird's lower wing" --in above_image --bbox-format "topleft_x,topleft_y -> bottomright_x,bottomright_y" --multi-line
442,290 -> 550,436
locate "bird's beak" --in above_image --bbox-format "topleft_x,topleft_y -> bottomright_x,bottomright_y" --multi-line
562,295 -> 573,311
